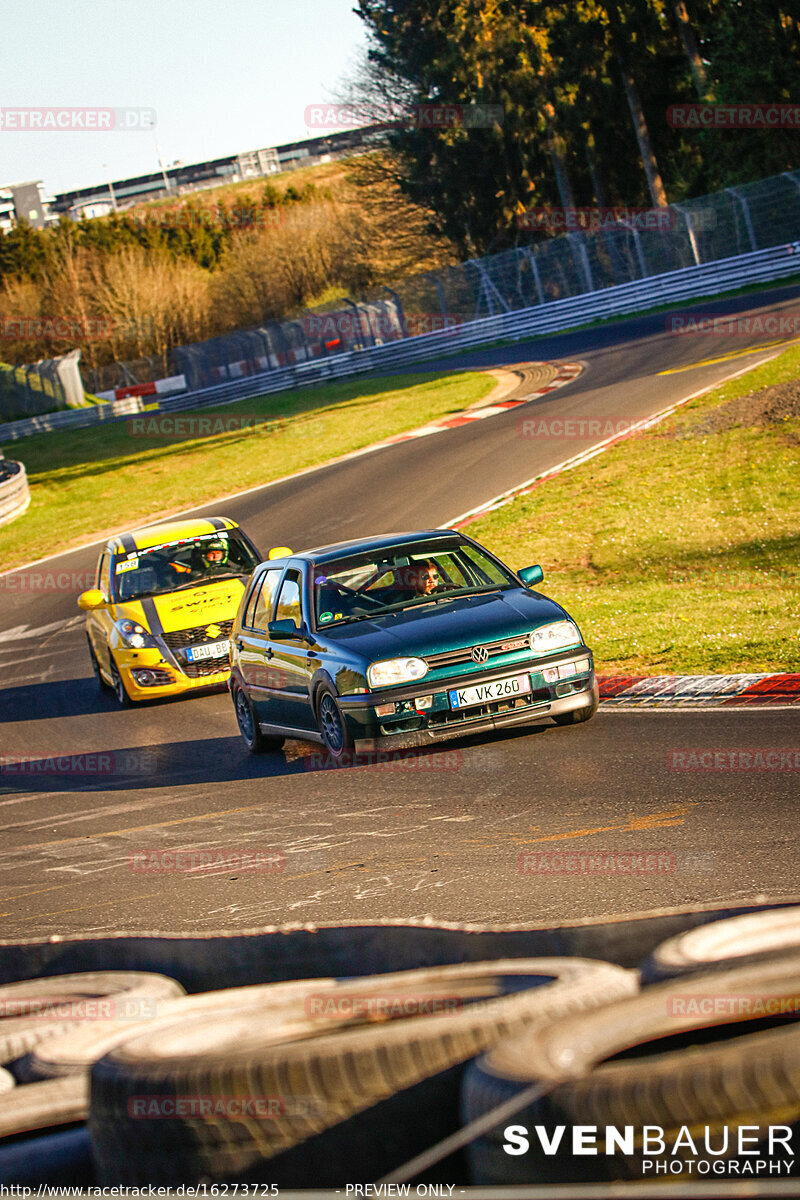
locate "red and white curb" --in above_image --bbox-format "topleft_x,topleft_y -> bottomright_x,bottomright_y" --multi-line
95,374 -> 187,402
374,362 -> 583,449
598,673 -> 800,708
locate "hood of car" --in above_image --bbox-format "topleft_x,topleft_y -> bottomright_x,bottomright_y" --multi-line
114,578 -> 245,633
322,589 -> 572,661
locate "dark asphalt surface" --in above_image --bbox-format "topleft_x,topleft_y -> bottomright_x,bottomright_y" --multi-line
1,284 -> 798,939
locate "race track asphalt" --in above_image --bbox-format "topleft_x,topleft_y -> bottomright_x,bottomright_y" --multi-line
1,284 -> 798,939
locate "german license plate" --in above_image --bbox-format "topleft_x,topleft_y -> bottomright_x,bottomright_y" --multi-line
449,673 -> 531,709
186,640 -> 230,662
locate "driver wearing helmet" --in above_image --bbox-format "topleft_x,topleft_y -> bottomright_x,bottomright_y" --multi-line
200,538 -> 230,572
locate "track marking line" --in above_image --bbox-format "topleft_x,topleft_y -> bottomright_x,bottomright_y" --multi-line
511,804 -> 695,845
657,335 -> 800,375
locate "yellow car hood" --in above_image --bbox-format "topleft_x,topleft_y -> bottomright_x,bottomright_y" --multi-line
115,578 -> 246,633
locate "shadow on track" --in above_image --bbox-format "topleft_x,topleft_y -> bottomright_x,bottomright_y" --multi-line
0,721 -> 552,795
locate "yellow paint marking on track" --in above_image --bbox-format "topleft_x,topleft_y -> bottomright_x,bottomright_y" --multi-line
657,337 -> 800,375
512,804 -> 694,845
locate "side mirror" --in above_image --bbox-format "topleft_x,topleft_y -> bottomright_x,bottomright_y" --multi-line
268,546 -> 293,560
518,564 -> 544,588
268,618 -> 302,640
77,588 -> 106,611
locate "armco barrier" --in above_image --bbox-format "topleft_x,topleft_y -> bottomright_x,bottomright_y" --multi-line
0,458 -> 30,526
0,393 -> 147,444
1,242 -> 799,444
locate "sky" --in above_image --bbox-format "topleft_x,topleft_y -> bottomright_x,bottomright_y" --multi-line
0,0 -> 370,195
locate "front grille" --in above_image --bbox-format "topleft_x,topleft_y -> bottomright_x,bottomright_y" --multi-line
161,619 -> 234,652
182,657 -> 230,679
425,634 -> 531,670
426,688 -> 551,728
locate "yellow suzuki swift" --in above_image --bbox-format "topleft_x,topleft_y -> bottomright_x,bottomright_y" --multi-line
78,517 -> 262,706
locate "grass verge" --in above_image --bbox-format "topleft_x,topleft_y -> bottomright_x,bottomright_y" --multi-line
0,370 -> 492,569
468,347 -> 800,674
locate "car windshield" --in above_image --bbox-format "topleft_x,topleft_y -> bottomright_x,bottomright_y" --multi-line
112,531 -> 260,602
313,538 -> 517,628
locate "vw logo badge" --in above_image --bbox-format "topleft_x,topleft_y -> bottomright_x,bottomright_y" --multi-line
471,645 -> 489,664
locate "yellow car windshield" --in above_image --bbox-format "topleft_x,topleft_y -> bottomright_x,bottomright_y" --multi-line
113,533 -> 259,602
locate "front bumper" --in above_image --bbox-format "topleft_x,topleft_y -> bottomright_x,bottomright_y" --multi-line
113,646 -> 230,702
339,648 -> 595,752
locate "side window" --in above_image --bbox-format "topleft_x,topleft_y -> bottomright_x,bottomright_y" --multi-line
250,568 -> 282,630
274,570 -> 303,629
98,554 -> 111,602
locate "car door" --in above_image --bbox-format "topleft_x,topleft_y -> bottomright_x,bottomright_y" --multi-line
87,549 -> 115,676
236,566 -> 284,724
268,565 -> 317,733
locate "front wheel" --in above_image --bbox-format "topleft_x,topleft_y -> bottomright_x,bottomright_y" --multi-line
109,659 -> 133,708
315,685 -> 354,760
87,636 -> 112,691
233,685 -> 284,754
552,680 -> 599,726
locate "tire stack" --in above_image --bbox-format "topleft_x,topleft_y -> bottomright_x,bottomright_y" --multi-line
463,905 -> 800,1185
0,959 -> 636,1186
1,907 -> 799,1188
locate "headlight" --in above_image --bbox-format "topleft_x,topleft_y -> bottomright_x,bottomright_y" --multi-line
367,657 -> 428,688
529,621 -> 581,655
114,619 -> 159,650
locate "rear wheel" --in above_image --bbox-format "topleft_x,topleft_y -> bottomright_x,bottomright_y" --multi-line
109,659 -> 132,708
552,680 -> 599,726
315,685 -> 353,760
233,685 -> 283,754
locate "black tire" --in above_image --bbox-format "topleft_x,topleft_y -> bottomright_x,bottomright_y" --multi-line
552,680 -> 599,725
315,684 -> 353,760
23,977 -> 343,1083
232,685 -> 283,754
89,958 -> 637,1186
464,951 -> 800,1184
0,1077 -> 87,1139
87,636 -> 111,691
109,659 -> 132,708
0,972 -> 184,1066
641,904 -> 800,983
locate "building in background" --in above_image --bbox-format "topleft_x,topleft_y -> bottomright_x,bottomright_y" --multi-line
0,190 -> 15,234
0,181 -> 57,231
49,126 -> 385,220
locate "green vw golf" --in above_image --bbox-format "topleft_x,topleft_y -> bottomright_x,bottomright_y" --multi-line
229,529 -> 598,758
